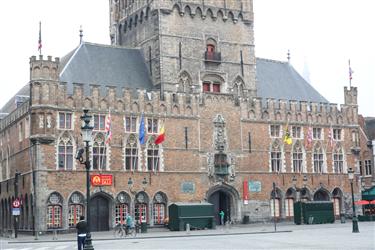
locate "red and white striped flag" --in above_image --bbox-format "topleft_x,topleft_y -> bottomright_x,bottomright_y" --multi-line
105,111 -> 112,144
328,126 -> 334,148
306,126 -> 313,148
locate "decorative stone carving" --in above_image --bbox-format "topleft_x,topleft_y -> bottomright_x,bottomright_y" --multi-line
213,114 -> 227,151
46,115 -> 52,128
39,115 -> 44,128
207,152 -> 214,177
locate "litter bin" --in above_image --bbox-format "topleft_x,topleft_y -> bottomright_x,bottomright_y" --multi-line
141,222 -> 147,233
340,214 -> 346,223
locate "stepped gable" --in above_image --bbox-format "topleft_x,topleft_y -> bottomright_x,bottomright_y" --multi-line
59,42 -> 154,95
256,58 -> 328,103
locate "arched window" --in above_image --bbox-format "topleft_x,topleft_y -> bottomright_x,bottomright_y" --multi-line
270,141 -> 282,173
135,192 -> 149,224
313,143 -> 324,173
285,188 -> 295,218
202,74 -> 224,93
92,133 -> 107,170
333,146 -> 344,173
115,192 -> 130,225
125,134 -> 138,171
178,71 -> 193,93
68,192 -> 85,227
270,188 -> 282,218
57,133 -> 74,170
147,140 -> 159,172
47,192 -> 63,229
292,142 -> 303,173
153,192 -> 167,225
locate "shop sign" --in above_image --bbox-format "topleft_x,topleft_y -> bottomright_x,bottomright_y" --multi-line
90,174 -> 113,186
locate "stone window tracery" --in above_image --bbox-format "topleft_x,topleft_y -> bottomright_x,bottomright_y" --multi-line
270,141 -> 282,172
57,132 -> 74,170
68,192 -> 84,227
125,134 -> 138,171
313,143 -> 324,173
92,133 -> 107,170
292,142 -> 303,173
333,145 -> 344,173
47,192 -> 63,229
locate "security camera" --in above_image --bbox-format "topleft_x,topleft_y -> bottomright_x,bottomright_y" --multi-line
75,148 -> 84,161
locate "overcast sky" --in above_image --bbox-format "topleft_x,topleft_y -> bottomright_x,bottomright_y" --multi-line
1,0 -> 374,116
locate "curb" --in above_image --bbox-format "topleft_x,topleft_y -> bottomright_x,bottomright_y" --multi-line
7,230 -> 292,244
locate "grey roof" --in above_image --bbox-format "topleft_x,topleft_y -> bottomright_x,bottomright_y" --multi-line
0,84 -> 29,114
59,42 -> 154,95
256,58 -> 328,103
365,117 -> 375,140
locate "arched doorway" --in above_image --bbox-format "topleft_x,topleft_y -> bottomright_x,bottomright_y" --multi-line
90,194 -> 110,231
313,189 -> 330,201
207,184 -> 239,225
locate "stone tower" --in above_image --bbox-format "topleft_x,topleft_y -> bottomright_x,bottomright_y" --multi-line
109,0 -> 256,97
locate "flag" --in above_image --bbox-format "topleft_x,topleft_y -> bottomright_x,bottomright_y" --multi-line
155,124 -> 165,145
283,125 -> 292,145
105,111 -> 112,144
139,114 -> 145,145
328,126 -> 334,148
38,22 -> 42,54
349,59 -> 354,81
306,126 -> 313,148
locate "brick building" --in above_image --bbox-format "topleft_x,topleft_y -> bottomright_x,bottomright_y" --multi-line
0,0 -> 373,233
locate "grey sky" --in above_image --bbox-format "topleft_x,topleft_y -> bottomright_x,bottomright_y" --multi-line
1,0 -> 374,116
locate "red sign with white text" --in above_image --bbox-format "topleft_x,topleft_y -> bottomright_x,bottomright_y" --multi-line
90,174 -> 113,186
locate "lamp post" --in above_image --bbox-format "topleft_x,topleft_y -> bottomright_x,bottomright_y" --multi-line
292,175 -> 308,225
348,167 -> 359,233
80,109 -> 95,250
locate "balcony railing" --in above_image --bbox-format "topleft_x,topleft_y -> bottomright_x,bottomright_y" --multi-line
204,51 -> 221,63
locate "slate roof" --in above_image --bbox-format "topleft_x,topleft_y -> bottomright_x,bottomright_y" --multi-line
365,117 -> 375,140
256,58 -> 328,103
59,42 -> 154,96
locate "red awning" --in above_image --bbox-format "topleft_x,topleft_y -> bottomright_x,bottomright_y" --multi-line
370,200 -> 375,205
355,200 -> 370,205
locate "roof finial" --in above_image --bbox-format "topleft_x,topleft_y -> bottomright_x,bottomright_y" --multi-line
79,25 -> 83,44
287,49 -> 291,63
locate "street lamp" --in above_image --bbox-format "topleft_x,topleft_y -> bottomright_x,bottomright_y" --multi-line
80,109 -> 95,250
348,167 -> 359,233
292,175 -> 308,225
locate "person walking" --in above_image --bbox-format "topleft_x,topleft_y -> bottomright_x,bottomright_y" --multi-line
76,215 -> 88,250
125,213 -> 134,234
219,210 -> 225,225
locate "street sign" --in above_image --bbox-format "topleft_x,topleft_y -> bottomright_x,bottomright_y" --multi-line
90,174 -> 113,186
12,199 -> 21,208
12,208 -> 20,216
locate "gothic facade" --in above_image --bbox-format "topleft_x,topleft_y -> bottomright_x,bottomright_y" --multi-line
0,0 -> 373,233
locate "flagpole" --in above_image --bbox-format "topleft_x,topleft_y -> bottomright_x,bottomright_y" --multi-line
38,21 -> 42,56
348,59 -> 352,88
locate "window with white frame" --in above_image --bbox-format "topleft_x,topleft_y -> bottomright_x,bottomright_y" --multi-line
270,125 -> 281,137
333,128 -> 342,141
68,192 -> 84,227
333,146 -> 344,173
147,141 -> 159,171
271,141 -> 282,172
153,203 -> 165,225
285,198 -> 294,217
93,114 -> 106,131
58,112 -> 72,130
92,134 -> 107,170
147,118 -> 158,134
365,160 -> 372,176
125,135 -> 138,171
115,192 -> 130,225
313,128 -> 322,140
125,116 -> 137,133
46,192 -> 63,229
292,143 -> 303,173
292,126 -> 302,138
270,199 -> 280,217
57,133 -> 74,170
135,203 -> 147,224
313,145 -> 324,173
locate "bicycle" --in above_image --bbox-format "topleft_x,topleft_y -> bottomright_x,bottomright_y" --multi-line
114,223 -> 138,238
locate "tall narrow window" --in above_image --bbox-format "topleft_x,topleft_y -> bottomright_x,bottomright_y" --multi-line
271,141 -> 282,172
58,133 -> 74,170
212,83 -> 221,93
313,128 -> 322,140
115,192 -> 130,225
125,116 -> 137,133
147,118 -> 158,134
333,146 -> 344,173
313,145 -> 324,173
92,134 -> 107,170
365,160 -> 372,176
68,192 -> 84,227
93,114 -> 106,131
285,198 -> 294,217
147,141 -> 159,171
125,135 -> 138,171
292,143 -> 303,173
46,193 -> 63,229
270,199 -> 280,218
203,82 -> 210,92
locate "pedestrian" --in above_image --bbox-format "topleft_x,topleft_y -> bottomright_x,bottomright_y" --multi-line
125,213 -> 134,234
219,210 -> 225,225
76,215 -> 88,250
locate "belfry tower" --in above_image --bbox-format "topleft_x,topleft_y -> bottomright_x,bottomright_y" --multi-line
109,0 -> 256,97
